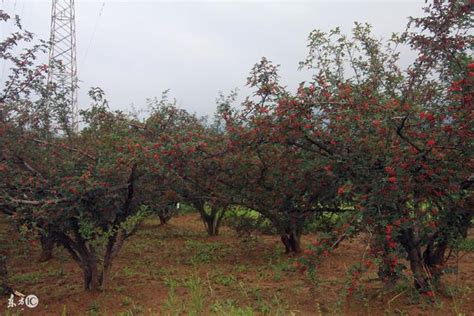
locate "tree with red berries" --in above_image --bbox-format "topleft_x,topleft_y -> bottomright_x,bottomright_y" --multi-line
271,0 -> 472,291
219,58 -> 345,253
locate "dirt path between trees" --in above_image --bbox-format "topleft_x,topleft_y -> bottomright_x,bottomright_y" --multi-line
0,213 -> 473,315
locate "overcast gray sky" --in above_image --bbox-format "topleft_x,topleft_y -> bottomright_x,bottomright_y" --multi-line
1,0 -> 424,117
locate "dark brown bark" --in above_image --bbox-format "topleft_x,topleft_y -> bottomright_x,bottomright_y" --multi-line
400,228 -> 430,291
281,231 -> 301,254
38,233 -> 55,262
57,164 -> 138,292
101,231 -> 126,290
421,194 -> 473,286
194,202 -> 225,236
159,215 -> 168,225
82,256 -> 101,291
0,255 -> 11,295
203,213 -> 220,236
422,234 -> 448,285
407,245 -> 430,291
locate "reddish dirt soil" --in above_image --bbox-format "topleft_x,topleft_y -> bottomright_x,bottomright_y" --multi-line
0,213 -> 473,315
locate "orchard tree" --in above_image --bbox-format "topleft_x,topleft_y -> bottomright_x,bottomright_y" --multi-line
1,76 -> 150,291
132,94 -> 192,225
0,10 -> 50,293
275,1 -> 472,291
149,106 -> 232,236
220,58 -> 344,253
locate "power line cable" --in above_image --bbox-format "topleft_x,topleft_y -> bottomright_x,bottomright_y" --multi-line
79,1 -> 105,73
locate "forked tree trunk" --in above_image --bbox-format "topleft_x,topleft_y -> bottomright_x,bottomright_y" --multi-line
203,212 -> 222,236
401,228 -> 431,292
57,163 -> 138,292
280,214 -> 304,254
406,245 -> 430,291
195,202 -> 225,236
78,232 -> 127,291
281,231 -> 302,254
421,198 -> 472,286
422,236 -> 448,285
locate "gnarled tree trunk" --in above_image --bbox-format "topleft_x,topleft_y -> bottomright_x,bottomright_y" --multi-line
56,164 -> 139,291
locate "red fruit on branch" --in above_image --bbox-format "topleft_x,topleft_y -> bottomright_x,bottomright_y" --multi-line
388,241 -> 397,249
385,166 -> 396,176
337,186 -> 345,196
324,165 -> 333,172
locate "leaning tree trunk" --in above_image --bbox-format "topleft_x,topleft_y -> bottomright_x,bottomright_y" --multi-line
101,231 -> 126,290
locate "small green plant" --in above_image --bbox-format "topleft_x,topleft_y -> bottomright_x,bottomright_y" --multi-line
223,207 -> 274,238
3,310 -> 22,316
119,302 -> 145,316
11,271 -> 41,284
184,240 -> 226,264
458,238 -> 474,253
213,274 -> 236,286
122,266 -> 136,278
233,264 -> 248,273
87,300 -> 100,315
185,273 -> 206,315
211,299 -> 256,316
269,257 -> 293,282
122,296 -> 133,307
162,277 -> 183,315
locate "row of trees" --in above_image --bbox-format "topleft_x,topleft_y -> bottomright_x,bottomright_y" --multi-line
0,1 -> 472,294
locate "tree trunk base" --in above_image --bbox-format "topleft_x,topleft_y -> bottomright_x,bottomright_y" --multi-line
38,234 -> 55,262
281,233 -> 301,254
0,256 -> 11,296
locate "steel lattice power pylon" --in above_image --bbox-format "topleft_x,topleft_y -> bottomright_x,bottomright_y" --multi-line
48,0 -> 78,131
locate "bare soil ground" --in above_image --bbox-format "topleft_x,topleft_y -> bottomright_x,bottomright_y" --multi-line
0,213 -> 473,315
